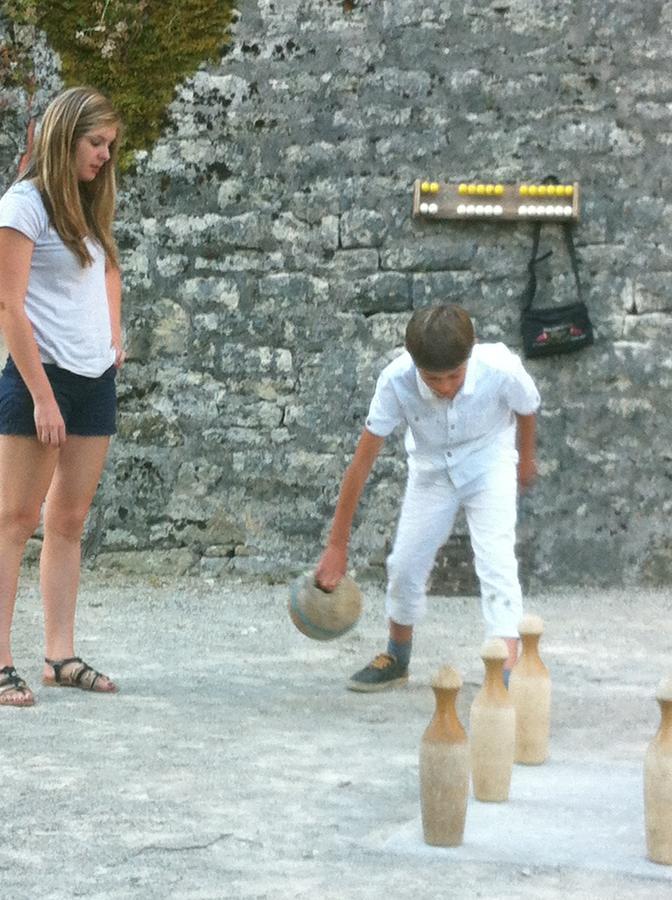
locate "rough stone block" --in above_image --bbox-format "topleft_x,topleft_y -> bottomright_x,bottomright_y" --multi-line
327,272 -> 411,315
93,550 -> 196,576
341,209 -> 388,248
412,271 -> 479,308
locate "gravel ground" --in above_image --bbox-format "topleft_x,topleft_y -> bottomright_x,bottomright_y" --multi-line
2,568 -> 672,899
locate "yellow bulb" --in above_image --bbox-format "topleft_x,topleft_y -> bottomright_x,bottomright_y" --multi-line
421,181 -> 430,193
467,184 -> 477,195
538,185 -> 548,196
458,183 -> 468,194
546,185 -> 556,196
476,184 -> 486,195
485,184 -> 494,194
494,184 -> 504,195
529,185 -> 538,196
519,184 -> 529,196
565,184 -> 574,196
430,182 -> 440,193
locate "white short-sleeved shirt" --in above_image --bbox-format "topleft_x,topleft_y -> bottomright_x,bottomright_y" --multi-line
0,181 -> 115,377
365,343 -> 541,486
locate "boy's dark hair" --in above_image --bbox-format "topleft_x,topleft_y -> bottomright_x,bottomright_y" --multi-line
405,304 -> 475,371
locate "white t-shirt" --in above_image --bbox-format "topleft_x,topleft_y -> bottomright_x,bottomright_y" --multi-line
0,180 -> 115,377
365,343 -> 541,487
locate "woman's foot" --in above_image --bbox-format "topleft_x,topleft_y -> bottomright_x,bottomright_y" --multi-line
42,656 -> 118,693
0,665 -> 35,707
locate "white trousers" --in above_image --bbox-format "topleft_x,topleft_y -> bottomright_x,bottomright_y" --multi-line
385,463 -> 523,638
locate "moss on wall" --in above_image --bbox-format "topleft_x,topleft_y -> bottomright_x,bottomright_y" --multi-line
0,1 -> 38,94
2,0 -> 236,169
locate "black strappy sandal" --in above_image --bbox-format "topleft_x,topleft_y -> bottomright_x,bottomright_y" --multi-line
43,657 -> 118,693
0,665 -> 35,706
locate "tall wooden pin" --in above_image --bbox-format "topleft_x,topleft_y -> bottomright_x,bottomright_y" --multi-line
509,614 -> 551,765
419,665 -> 469,846
469,638 -> 515,802
644,675 -> 672,865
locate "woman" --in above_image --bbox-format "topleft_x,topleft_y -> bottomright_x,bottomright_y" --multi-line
0,86 -> 124,706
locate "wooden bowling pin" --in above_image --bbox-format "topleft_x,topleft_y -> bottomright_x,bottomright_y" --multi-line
509,614 -> 551,765
469,638 -> 515,802
644,676 -> 672,864
419,666 -> 469,846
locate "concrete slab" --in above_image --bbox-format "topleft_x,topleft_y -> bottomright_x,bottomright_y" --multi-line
383,761 -> 672,881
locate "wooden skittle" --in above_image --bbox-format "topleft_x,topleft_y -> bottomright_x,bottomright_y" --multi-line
469,638 -> 515,802
509,614 -> 551,765
419,665 -> 469,846
645,676 -> 672,865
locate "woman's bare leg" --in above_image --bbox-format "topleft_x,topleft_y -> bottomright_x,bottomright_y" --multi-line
40,435 -> 116,690
0,435 -> 58,703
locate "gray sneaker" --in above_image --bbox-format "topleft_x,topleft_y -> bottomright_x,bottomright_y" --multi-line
347,653 -> 409,692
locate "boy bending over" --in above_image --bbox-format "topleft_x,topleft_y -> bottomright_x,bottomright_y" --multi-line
315,304 -> 540,691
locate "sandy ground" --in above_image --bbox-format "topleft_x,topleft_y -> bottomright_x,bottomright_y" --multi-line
2,569 -> 672,899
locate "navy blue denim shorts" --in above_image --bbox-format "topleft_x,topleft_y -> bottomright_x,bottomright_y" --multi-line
0,356 -> 117,437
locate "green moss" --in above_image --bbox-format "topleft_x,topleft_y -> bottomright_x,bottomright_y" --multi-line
3,0 -> 236,169
0,1 -> 39,93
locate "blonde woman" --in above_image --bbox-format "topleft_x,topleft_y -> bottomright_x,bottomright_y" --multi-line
0,87 -> 124,706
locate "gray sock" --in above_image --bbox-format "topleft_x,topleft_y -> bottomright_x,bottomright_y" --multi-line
387,637 -> 412,670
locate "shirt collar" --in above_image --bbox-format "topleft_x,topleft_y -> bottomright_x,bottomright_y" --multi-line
461,349 -> 477,395
415,368 -> 437,402
413,349 -> 477,402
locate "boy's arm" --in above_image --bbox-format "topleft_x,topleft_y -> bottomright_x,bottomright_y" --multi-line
315,428 -> 385,590
516,412 -> 537,489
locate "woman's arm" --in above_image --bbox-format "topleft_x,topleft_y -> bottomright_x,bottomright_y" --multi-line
105,261 -> 124,367
0,227 -> 65,445
315,428 -> 385,590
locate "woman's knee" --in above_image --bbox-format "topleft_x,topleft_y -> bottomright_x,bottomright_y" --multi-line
0,507 -> 41,543
43,506 -> 89,542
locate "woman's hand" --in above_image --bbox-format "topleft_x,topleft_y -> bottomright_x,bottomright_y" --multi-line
111,330 -> 126,368
33,395 -> 66,446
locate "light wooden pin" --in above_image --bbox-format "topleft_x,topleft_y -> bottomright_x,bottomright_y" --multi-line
644,675 -> 672,865
509,614 -> 551,765
419,666 -> 469,846
469,638 -> 515,802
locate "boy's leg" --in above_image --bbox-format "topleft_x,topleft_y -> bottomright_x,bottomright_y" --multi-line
386,619 -> 414,678
462,463 -> 522,679
348,471 -> 460,692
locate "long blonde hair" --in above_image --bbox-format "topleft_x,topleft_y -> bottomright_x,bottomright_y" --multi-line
19,86 -> 121,268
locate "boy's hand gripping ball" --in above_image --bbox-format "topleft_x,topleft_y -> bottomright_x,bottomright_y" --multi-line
288,573 -> 362,641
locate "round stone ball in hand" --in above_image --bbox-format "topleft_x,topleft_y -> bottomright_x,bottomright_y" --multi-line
288,573 -> 362,641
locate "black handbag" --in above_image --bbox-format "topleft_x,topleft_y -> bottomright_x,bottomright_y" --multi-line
520,216 -> 594,359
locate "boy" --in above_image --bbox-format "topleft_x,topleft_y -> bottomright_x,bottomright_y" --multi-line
315,304 -> 540,691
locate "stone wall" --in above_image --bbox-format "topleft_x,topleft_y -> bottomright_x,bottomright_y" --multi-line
1,1 -> 672,590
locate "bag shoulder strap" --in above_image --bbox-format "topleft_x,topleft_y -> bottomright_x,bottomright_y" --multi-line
521,176 -> 584,312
